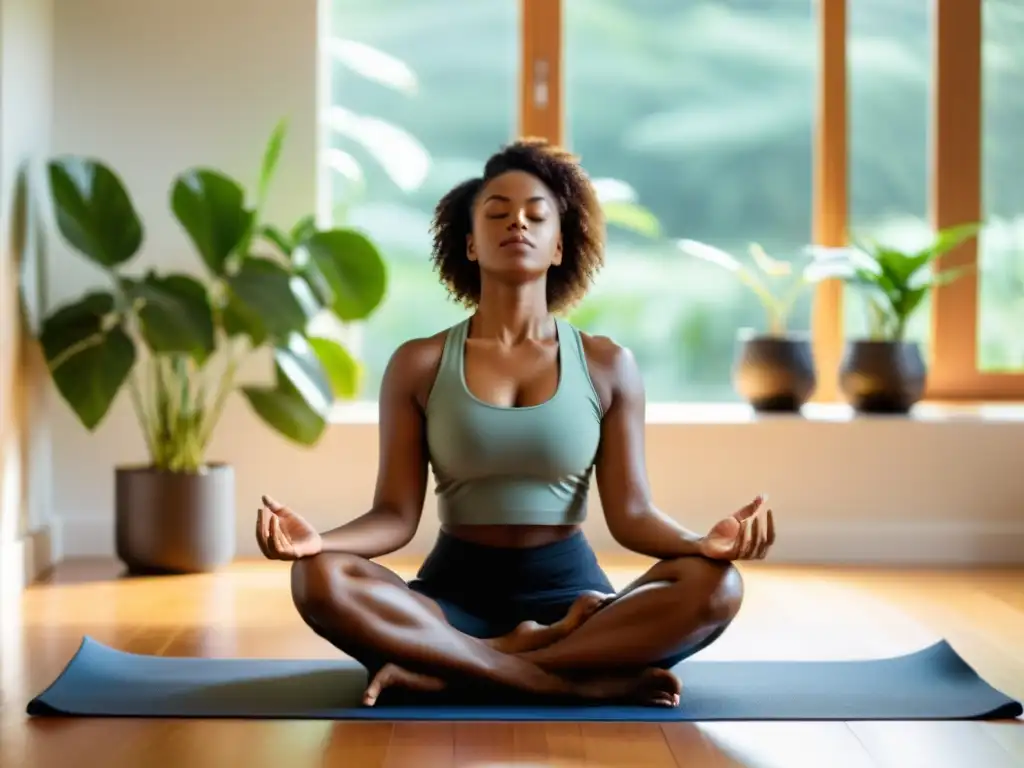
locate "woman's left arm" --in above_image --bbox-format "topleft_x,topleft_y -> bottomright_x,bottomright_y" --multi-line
589,339 -> 708,559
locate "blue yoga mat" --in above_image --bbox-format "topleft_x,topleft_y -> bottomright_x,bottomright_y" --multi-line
27,636 -> 1021,722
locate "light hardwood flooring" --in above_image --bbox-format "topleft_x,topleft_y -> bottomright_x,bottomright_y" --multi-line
1,557 -> 1022,767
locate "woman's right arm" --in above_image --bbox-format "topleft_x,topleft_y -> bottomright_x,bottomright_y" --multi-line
316,337 -> 440,558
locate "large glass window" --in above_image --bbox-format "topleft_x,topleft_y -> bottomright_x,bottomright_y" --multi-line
845,0 -> 932,352
564,0 -> 816,402
323,0 -> 1024,405
324,1 -> 517,394
979,0 -> 1024,372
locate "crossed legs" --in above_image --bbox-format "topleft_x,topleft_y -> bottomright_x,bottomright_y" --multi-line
290,552 -> 742,706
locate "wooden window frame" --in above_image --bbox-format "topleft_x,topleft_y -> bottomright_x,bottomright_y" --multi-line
927,0 -> 1024,399
519,0 -> 1024,403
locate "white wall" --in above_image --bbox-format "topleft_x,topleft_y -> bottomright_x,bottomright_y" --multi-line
0,0 -> 55,597
47,0 -> 1024,566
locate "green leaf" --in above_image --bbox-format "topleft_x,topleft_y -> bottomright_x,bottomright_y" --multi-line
602,201 -> 662,238
225,256 -> 312,341
256,119 -> 287,217
123,273 -> 215,363
171,169 -> 252,275
677,238 -> 780,312
932,264 -> 975,287
40,293 -> 135,430
895,285 -> 929,321
273,334 -> 333,416
921,222 -> 982,263
241,386 -> 327,446
241,334 -> 333,446
259,224 -> 293,255
221,292 -> 268,346
293,228 -> 387,321
873,246 -> 915,286
308,336 -> 362,399
47,157 -> 143,268
290,214 -> 318,247
39,292 -> 115,363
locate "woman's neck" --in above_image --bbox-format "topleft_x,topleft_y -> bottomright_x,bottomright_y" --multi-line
472,281 -> 553,343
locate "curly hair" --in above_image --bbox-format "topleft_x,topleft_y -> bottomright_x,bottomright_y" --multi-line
429,138 -> 605,313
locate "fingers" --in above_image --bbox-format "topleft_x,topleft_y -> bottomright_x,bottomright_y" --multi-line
734,493 -> 766,522
735,507 -> 777,560
255,507 -> 271,559
255,502 -> 295,561
745,515 -> 762,559
751,509 -> 775,559
735,514 -> 753,559
268,514 -> 295,559
263,495 -> 293,518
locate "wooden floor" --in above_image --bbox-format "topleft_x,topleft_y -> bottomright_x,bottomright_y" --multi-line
1,558 -> 1022,768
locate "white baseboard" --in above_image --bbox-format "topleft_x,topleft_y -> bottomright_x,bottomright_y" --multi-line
55,516 -> 1024,566
0,526 -> 55,596
54,517 -> 112,559
764,521 -> 1024,566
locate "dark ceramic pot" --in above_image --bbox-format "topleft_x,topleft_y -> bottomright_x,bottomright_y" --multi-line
115,463 -> 235,574
838,340 -> 926,414
732,332 -> 817,413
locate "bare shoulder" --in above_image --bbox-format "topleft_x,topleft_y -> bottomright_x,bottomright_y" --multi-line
382,329 -> 449,409
578,331 -> 644,409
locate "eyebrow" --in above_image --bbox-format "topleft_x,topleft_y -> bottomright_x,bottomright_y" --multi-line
483,194 -> 548,205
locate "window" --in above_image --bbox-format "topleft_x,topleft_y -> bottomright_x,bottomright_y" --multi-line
845,0 -> 932,354
979,0 -> 1024,373
563,0 -> 815,402
321,0 -> 515,394
322,0 -> 1024,404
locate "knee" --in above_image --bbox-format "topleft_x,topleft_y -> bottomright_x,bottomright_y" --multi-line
667,556 -> 744,626
290,552 -> 363,624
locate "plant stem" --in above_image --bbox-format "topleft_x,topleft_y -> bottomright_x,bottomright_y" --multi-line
46,333 -> 104,373
198,340 -> 247,450
893,316 -> 907,343
127,369 -> 157,464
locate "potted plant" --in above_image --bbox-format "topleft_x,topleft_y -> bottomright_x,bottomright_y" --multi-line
676,239 -> 822,412
38,120 -> 387,574
809,223 -> 980,413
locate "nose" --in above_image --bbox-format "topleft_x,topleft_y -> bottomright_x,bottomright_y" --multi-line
509,209 -> 529,230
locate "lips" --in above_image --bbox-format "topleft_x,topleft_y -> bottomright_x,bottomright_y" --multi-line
499,234 -> 532,247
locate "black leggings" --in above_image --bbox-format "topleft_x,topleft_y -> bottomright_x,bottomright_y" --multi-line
407,529 -> 713,670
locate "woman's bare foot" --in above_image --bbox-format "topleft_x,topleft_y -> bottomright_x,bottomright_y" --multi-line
362,661 -> 680,709
487,591 -> 616,654
362,663 -> 446,706
577,667 -> 682,708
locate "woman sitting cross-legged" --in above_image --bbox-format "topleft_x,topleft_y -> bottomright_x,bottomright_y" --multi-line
255,139 -> 776,708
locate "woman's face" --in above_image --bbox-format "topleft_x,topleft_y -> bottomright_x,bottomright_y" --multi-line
467,170 -> 562,282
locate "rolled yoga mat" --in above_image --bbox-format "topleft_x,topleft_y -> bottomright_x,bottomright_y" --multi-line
27,636 -> 1022,722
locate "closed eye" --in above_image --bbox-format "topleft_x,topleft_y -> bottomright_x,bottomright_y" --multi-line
485,212 -> 546,222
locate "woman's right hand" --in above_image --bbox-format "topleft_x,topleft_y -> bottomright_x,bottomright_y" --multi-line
256,495 -> 323,560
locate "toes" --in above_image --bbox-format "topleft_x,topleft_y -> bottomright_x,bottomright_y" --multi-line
362,662 -> 446,705
363,666 -> 391,706
572,591 -> 616,621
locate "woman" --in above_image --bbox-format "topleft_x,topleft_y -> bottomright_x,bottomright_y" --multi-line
255,139 -> 776,708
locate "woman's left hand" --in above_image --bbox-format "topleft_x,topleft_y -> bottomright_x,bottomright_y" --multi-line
698,495 -> 775,561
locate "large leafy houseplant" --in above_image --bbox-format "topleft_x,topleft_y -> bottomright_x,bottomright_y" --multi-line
40,120 -> 387,474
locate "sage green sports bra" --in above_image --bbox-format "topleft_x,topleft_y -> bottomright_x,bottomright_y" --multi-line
425,316 -> 603,526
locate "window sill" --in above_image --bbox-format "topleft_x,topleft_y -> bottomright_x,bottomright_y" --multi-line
328,400 -> 1024,426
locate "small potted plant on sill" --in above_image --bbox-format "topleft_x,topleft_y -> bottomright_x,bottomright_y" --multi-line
676,239 -> 823,412
38,120 -> 387,574
808,222 -> 981,414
